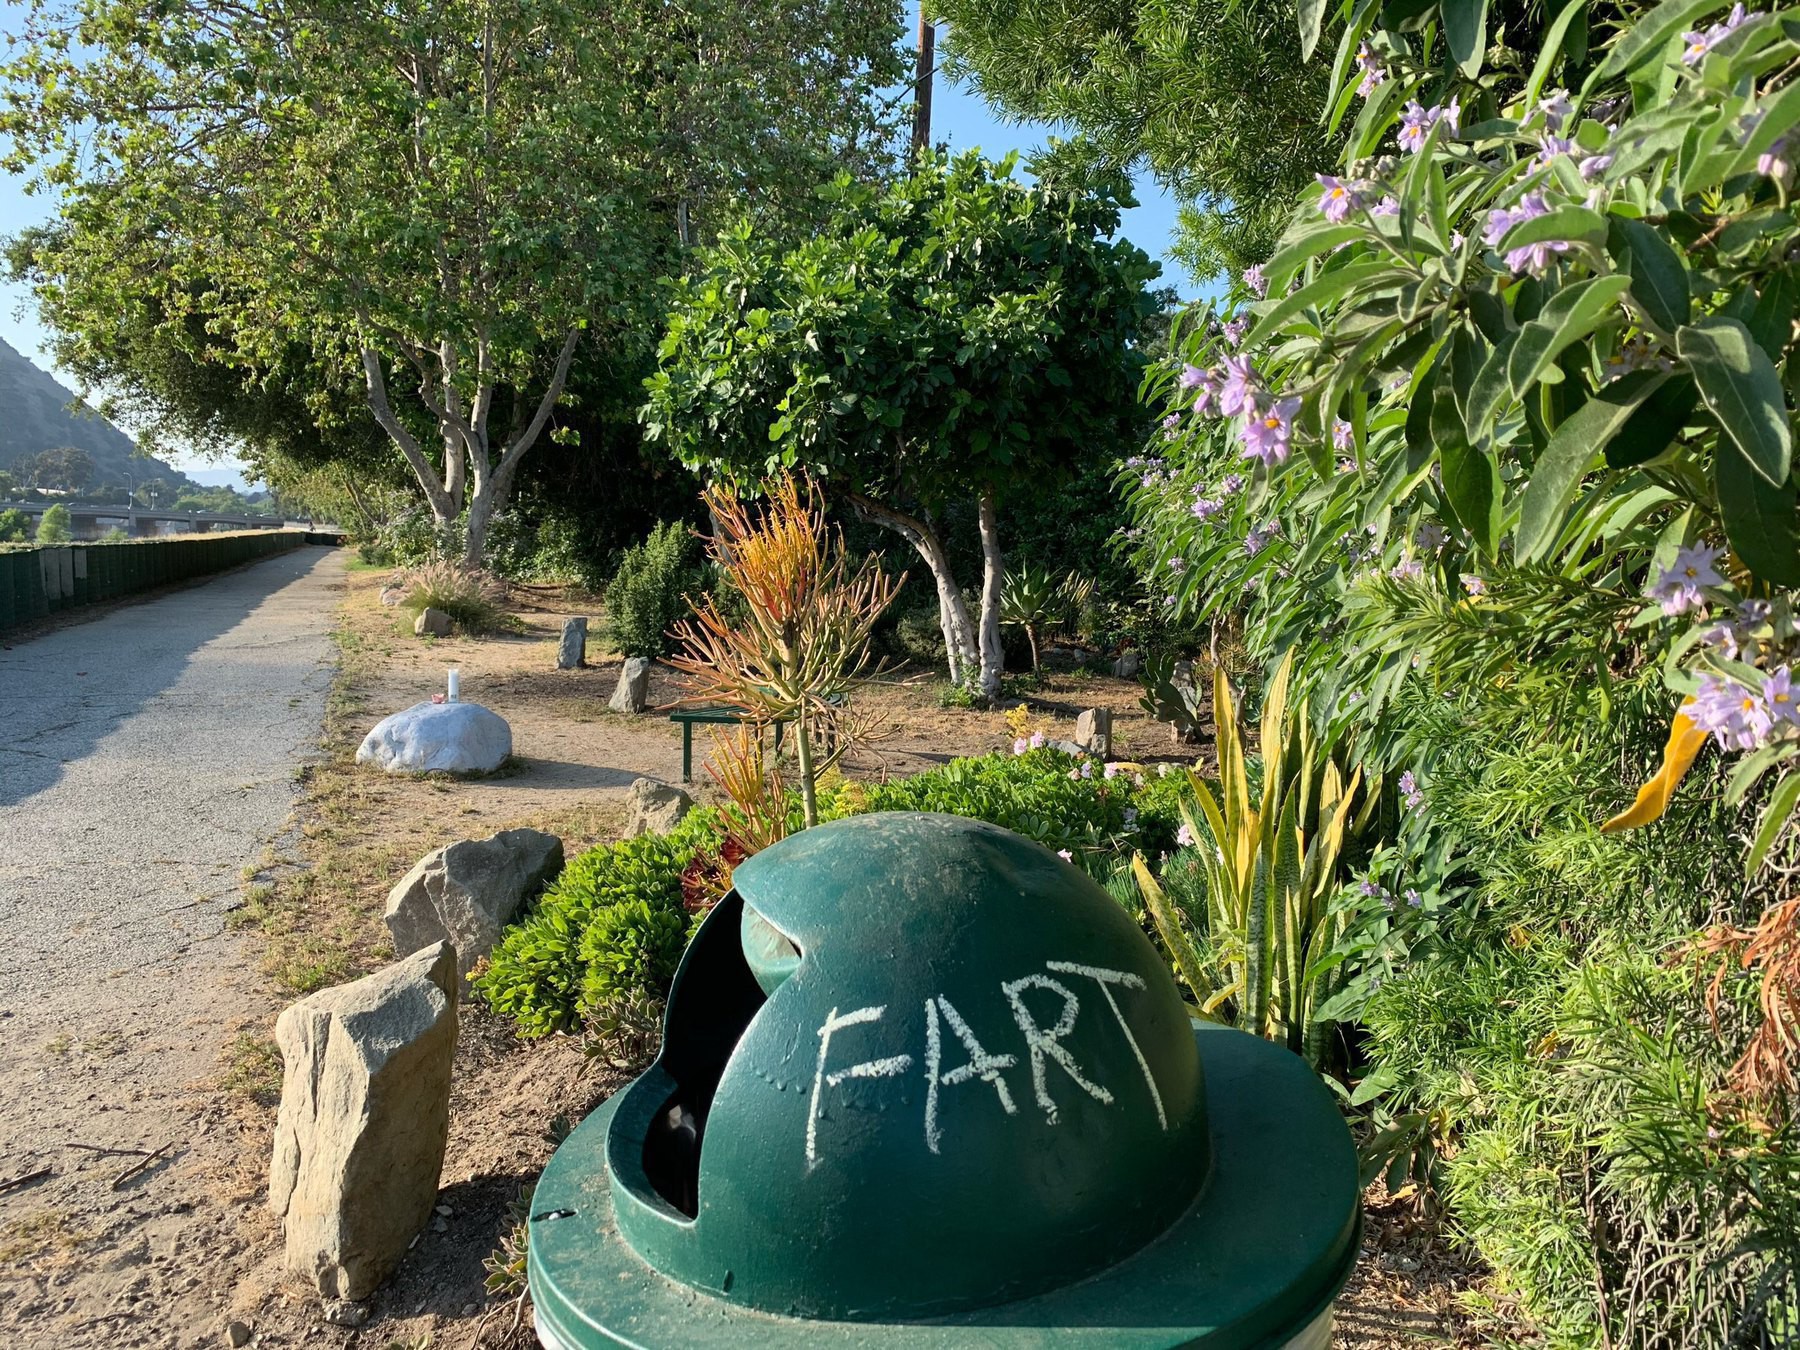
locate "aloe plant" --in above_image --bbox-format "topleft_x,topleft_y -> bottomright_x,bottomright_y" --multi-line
1134,651 -> 1372,1065
1000,566 -> 1095,671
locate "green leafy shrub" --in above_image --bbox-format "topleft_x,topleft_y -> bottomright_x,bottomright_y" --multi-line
474,809 -> 724,1036
887,603 -> 946,666
399,560 -> 506,632
34,504 -> 71,543
603,520 -> 703,658
0,508 -> 29,542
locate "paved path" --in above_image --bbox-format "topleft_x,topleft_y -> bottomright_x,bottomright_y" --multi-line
0,547 -> 344,1348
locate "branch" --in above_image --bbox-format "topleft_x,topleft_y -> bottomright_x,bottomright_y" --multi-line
494,327 -> 581,477
358,341 -> 452,514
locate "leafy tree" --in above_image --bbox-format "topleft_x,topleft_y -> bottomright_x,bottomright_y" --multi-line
35,504 -> 72,542
25,447 -> 94,492
0,470 -> 17,499
0,508 -> 29,541
929,0 -> 1337,277
644,151 -> 1159,701
1,0 -> 907,567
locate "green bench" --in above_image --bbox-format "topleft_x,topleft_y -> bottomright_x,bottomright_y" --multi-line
668,705 -> 788,782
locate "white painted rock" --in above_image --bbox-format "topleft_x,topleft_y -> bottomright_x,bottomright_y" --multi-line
269,941 -> 458,1301
356,702 -> 511,775
385,828 -> 564,989
623,777 -> 693,838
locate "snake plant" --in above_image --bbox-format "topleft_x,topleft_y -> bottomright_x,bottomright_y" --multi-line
1134,650 -> 1372,1065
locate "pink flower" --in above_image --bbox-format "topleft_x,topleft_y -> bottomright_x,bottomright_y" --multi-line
1013,737 -> 1030,755
1218,355 -> 1262,417
1176,822 -> 1196,848
1029,730 -> 1047,748
1057,848 -> 1073,861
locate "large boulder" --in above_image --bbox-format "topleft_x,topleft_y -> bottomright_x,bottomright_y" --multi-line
608,656 -> 652,714
623,777 -> 693,838
557,617 -> 588,670
385,828 -> 564,988
356,702 -> 511,775
414,607 -> 453,637
269,942 -> 458,1301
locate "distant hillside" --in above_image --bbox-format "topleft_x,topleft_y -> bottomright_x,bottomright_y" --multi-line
0,337 -> 193,490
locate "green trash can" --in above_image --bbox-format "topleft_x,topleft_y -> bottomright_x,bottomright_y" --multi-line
528,813 -> 1360,1348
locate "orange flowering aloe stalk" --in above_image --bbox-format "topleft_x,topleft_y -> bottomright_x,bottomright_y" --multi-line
668,474 -> 901,827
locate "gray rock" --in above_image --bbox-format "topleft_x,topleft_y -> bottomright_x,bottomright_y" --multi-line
320,1300 -> 368,1328
623,777 -> 693,838
608,656 -> 653,714
1111,650 -> 1142,680
385,828 -> 564,989
356,701 -> 511,775
557,617 -> 588,670
1049,739 -> 1088,757
379,586 -> 406,608
225,1322 -> 253,1348
1075,707 -> 1113,758
414,607 -> 453,637
270,942 -> 458,1302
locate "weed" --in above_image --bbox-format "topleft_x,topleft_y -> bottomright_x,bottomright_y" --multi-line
222,1034 -> 284,1107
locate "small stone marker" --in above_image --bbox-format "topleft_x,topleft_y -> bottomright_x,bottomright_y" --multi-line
385,828 -> 564,989
356,701 -> 512,775
1075,707 -> 1113,758
557,617 -> 588,669
623,777 -> 694,838
1111,650 -> 1142,680
414,607 -> 453,637
609,656 -> 652,714
269,941 -> 458,1301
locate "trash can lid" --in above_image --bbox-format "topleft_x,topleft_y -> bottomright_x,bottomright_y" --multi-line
530,813 -> 1361,1345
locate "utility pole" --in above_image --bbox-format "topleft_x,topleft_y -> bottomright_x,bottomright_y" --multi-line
911,8 -> 935,158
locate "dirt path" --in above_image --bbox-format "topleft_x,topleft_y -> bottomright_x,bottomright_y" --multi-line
0,547 -> 344,1350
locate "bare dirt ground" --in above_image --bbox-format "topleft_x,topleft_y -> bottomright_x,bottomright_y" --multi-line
1,559 -> 1491,1349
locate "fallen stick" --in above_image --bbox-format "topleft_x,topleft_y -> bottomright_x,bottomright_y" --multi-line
0,1166 -> 52,1194
111,1143 -> 172,1190
68,1142 -> 154,1158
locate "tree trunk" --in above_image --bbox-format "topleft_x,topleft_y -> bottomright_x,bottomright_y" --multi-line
844,490 -> 977,683
462,488 -> 496,570
976,490 -> 1005,706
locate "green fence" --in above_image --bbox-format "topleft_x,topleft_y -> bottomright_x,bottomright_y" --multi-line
0,531 -> 309,635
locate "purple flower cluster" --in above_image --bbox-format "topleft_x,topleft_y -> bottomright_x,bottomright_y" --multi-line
1242,264 -> 1268,298
1399,770 -> 1424,810
1316,175 -> 1368,223
1332,419 -> 1354,451
1191,496 -> 1225,521
1684,3 -> 1754,63
1398,97 -> 1460,154
1461,573 -> 1487,597
1390,557 -> 1425,581
1222,314 -> 1250,347
1690,667 -> 1799,751
1244,521 -> 1280,557
1415,521 -> 1448,552
1354,42 -> 1385,97
1649,542 -> 1724,616
1483,191 -> 1568,276
1603,334 -> 1674,382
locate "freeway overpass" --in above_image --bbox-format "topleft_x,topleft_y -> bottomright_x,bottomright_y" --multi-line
1,500 -> 289,540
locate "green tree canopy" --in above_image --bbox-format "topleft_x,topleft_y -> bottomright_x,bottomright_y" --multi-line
643,151 -> 1160,699
928,0 -> 1338,278
24,447 -> 93,492
34,503 -> 72,542
2,0 -> 906,565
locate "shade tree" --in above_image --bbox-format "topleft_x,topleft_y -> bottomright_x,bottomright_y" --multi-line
643,151 -> 1159,702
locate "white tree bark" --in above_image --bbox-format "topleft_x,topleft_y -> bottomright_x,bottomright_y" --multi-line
976,490 -> 1006,706
845,490 -> 978,684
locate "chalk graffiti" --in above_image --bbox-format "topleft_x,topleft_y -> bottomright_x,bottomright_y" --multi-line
804,959 -> 1169,1168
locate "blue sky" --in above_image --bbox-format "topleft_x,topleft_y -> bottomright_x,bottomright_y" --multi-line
0,8 -> 1198,477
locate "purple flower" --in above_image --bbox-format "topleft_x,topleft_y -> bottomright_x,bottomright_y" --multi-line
1759,136 -> 1793,184
1103,762 -> 1121,780
1332,419 -> 1354,450
1176,822 -> 1196,848
1316,175 -> 1364,223
1405,888 -> 1422,908
1700,621 -> 1743,660
1359,879 -> 1383,897
1488,193 -> 1567,274
1244,524 -> 1277,557
1191,496 -> 1225,521
1220,473 -> 1246,496
1579,153 -> 1614,180
1355,43 -> 1385,97
1218,355 -> 1262,417
1398,101 -> 1434,154
1177,363 -> 1207,390
1461,573 -> 1488,597
1684,4 -> 1753,64
1738,598 -> 1774,624
1222,314 -> 1250,347
1081,760 -> 1094,779
1399,770 -> 1424,810
1243,264 -> 1268,298
1390,557 -> 1425,581
1161,413 -> 1183,438
1536,135 -> 1578,165
1337,457 -> 1356,474
1168,556 -> 1186,571
1651,542 -> 1725,615
1416,521 -> 1448,551
1372,196 -> 1401,218
1690,673 -> 1770,751
1765,667 -> 1800,730
1240,396 -> 1300,467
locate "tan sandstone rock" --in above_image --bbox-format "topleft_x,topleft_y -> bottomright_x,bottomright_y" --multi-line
269,941 -> 458,1300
